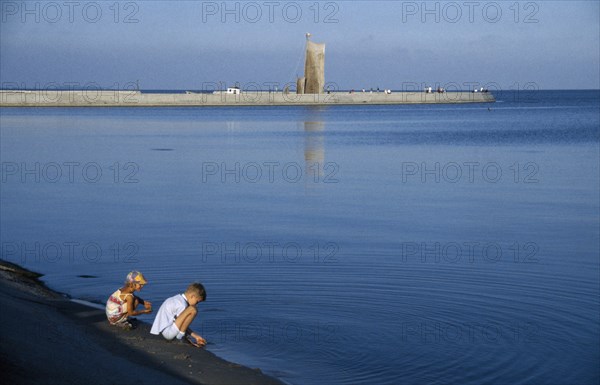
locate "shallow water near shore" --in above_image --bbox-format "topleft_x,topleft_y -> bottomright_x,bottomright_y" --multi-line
1,90 -> 599,385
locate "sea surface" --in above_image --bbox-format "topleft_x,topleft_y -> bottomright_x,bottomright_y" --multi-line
1,90 -> 599,385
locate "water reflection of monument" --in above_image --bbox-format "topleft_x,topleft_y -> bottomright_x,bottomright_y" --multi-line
303,118 -> 325,185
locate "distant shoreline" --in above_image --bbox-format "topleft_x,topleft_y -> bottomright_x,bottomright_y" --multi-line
0,259 -> 285,385
1,89 -> 597,92
0,89 -> 495,107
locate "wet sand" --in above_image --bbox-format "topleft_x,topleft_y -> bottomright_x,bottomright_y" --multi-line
0,261 -> 284,385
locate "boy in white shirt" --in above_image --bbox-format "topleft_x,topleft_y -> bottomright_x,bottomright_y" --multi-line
150,283 -> 207,347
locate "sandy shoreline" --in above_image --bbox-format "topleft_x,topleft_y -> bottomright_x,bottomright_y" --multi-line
0,260 -> 285,385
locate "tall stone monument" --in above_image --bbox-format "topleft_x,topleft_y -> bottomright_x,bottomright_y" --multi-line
298,34 -> 325,94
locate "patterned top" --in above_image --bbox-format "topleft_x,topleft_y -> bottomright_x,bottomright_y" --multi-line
105,289 -> 132,324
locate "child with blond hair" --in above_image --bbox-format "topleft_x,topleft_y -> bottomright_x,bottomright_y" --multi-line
105,271 -> 152,329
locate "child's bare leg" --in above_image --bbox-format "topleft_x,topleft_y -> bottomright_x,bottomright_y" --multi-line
174,306 -> 197,334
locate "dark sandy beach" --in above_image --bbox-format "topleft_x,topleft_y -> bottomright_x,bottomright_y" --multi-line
0,261 -> 284,385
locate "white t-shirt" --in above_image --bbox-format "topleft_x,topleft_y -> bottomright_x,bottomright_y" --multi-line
150,293 -> 188,335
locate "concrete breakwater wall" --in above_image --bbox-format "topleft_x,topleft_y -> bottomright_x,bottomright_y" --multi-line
0,90 -> 495,107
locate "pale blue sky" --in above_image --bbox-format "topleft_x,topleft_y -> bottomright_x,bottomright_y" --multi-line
1,1 -> 599,90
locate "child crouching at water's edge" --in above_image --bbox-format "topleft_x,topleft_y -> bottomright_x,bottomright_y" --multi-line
105,271 -> 152,329
150,283 -> 207,347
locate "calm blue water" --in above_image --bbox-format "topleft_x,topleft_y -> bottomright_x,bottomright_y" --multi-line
1,90 -> 599,385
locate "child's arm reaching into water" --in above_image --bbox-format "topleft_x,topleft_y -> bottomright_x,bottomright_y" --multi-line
137,295 -> 153,312
125,294 -> 152,316
187,329 -> 207,347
